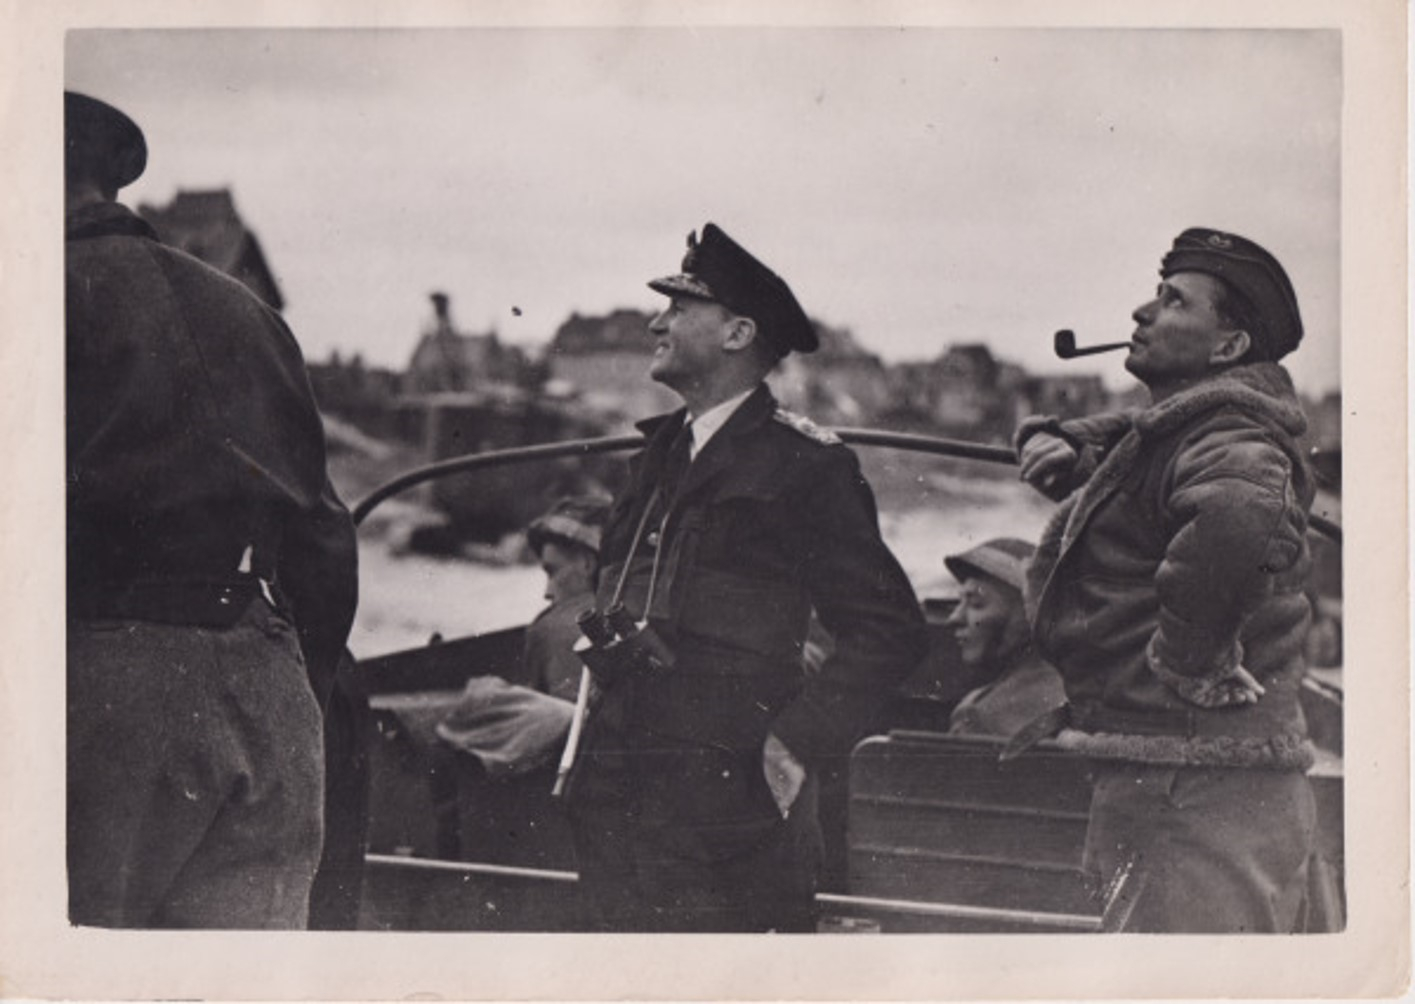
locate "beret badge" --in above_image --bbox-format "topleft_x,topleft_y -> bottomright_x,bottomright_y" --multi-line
1206,233 -> 1234,250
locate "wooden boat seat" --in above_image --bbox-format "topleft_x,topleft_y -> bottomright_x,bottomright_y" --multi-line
825,730 -> 1102,932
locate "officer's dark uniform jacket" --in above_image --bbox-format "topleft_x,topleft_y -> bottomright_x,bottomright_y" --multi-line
66,201 -> 357,701
579,384 -> 927,776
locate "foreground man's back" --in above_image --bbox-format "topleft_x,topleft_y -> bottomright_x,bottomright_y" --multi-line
65,91 -> 357,928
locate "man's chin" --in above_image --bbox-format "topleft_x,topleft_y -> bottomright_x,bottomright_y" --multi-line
648,360 -> 679,389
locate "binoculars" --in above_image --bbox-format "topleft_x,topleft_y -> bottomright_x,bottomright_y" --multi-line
574,602 -> 676,686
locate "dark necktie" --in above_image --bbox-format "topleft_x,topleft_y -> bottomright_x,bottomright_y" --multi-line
642,422 -> 692,551
659,420 -> 694,508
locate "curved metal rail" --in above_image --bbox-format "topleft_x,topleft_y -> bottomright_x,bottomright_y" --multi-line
351,429 -> 1340,543
352,434 -> 642,526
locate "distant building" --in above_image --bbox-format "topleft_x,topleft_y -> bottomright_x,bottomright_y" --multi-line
885,361 -> 942,421
306,352 -> 406,442
772,322 -> 892,426
138,189 -> 284,310
876,343 -> 1124,441
544,310 -> 893,426
880,343 -> 1022,441
935,344 -> 1007,429
405,292 -> 530,395
1019,373 -> 1110,424
544,309 -> 677,420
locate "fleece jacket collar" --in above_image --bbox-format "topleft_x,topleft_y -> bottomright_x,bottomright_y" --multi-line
1134,363 -> 1307,441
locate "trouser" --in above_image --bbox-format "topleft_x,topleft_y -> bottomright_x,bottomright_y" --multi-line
308,651 -> 373,930
569,741 -> 823,932
1083,763 -> 1321,933
67,600 -> 325,929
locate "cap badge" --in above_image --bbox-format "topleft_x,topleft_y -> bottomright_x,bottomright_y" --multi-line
1206,233 -> 1234,249
682,230 -> 700,271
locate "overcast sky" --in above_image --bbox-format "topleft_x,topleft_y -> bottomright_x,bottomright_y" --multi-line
65,27 -> 1341,395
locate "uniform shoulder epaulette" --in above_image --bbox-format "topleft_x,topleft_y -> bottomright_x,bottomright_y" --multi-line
772,407 -> 842,446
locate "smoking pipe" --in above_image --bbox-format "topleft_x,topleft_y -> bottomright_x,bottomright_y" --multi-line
1053,329 -> 1131,359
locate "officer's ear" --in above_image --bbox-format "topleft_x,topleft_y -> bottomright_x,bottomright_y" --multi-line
1209,328 -> 1252,366
721,316 -> 759,355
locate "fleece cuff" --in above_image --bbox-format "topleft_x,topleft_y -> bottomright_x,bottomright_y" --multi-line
1054,727 -> 1315,771
1147,634 -> 1253,708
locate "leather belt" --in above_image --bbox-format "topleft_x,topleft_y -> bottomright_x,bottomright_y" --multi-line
70,575 -> 273,629
1071,702 -> 1196,737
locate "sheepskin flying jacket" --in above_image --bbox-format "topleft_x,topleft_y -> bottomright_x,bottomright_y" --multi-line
1018,363 -> 1317,770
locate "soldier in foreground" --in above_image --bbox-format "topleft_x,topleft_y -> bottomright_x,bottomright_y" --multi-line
1014,228 -> 1332,932
65,92 -> 358,927
564,224 -> 927,932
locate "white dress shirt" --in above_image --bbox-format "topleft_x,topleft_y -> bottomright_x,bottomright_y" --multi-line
686,388 -> 755,460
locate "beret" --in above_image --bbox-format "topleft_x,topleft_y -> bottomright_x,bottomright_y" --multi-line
648,223 -> 818,357
944,537 -> 1036,593
65,91 -> 147,191
1160,228 -> 1303,361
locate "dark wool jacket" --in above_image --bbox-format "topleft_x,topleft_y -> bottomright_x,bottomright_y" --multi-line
66,201 -> 358,706
1018,363 -> 1316,770
585,384 -> 928,764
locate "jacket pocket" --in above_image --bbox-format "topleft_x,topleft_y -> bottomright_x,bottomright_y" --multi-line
676,567 -> 808,661
637,741 -> 784,862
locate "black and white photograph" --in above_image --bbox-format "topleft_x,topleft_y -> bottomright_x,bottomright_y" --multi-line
2,1 -> 1407,1000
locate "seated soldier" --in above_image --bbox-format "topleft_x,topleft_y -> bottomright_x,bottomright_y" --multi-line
522,495 -> 612,701
433,496 -> 610,777
942,538 -> 1066,736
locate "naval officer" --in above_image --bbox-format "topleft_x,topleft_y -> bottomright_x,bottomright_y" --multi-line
565,223 -> 927,932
